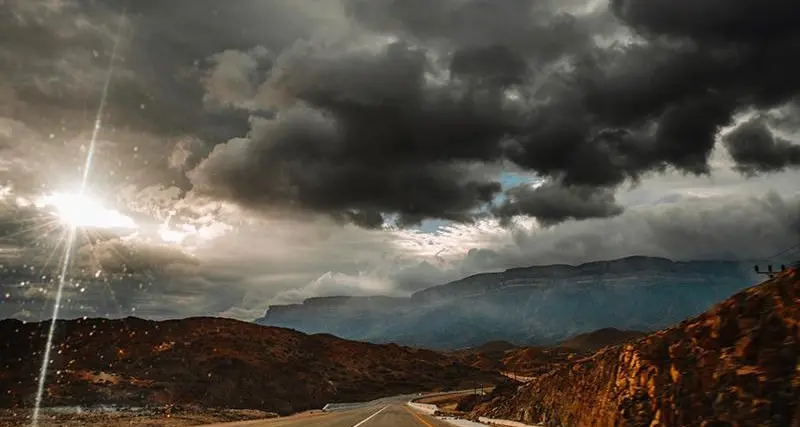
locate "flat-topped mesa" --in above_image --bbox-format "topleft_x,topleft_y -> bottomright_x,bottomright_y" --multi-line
256,257 -> 763,349
472,268 -> 800,427
263,295 -> 408,317
410,257 -> 751,305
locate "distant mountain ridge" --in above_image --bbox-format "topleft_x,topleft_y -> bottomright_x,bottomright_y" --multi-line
256,256 -> 760,349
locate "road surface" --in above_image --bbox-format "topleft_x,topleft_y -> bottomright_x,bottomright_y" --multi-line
198,396 -> 457,427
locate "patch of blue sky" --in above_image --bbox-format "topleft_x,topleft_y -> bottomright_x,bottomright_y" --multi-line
413,171 -> 543,234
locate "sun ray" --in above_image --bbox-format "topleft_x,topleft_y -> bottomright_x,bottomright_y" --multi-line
31,2 -> 129,425
76,228 -> 126,318
0,218 -> 60,243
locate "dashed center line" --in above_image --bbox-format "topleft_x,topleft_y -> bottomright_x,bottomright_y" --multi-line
352,405 -> 389,427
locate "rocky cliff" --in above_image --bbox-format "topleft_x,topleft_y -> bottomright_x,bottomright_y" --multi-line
472,268 -> 799,427
257,257 -> 760,349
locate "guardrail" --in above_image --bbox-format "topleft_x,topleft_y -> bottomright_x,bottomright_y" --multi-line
406,401 -> 438,414
409,388 -> 493,403
478,417 -> 542,426
322,402 -> 366,412
322,395 -> 400,412
404,390 -> 542,427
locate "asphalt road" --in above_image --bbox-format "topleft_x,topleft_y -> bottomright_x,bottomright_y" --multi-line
199,396 -> 456,427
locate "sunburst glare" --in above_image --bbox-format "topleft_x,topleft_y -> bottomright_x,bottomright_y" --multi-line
35,192 -> 138,230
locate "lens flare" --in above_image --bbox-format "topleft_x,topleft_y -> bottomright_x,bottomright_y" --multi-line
36,192 -> 138,230
31,3 -> 128,425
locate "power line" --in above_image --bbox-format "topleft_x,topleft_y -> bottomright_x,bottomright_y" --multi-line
765,242 -> 800,261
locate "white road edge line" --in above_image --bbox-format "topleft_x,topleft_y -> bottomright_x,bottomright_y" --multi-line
352,405 -> 390,427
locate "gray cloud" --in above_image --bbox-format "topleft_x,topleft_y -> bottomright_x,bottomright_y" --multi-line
494,182 -> 624,226
723,116 -> 800,176
343,0 -> 603,60
202,46 -> 273,111
610,0 -> 800,42
2,184 -> 800,320
187,0 -> 800,227
465,191 -> 800,272
3,0 -> 800,321
4,0 -> 800,228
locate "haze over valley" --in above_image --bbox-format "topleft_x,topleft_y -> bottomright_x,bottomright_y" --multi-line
257,256 -> 763,349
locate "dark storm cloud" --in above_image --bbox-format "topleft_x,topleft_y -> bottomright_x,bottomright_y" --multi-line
610,0 -> 800,42
0,0 -> 331,193
190,0 -> 800,227
724,117 -> 800,175
494,182 -> 624,226
190,41 -> 509,227
608,0 -> 800,108
450,45 -> 529,87
343,0 -> 601,60
0,0 -> 334,137
4,0 -> 800,229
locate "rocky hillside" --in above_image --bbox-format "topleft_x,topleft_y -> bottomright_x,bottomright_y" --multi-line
472,268 -> 800,427
454,329 -> 643,377
450,341 -> 522,371
558,328 -> 647,353
257,257 -> 760,349
0,317 -> 503,415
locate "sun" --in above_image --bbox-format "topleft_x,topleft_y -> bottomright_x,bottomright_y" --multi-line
36,192 -> 138,230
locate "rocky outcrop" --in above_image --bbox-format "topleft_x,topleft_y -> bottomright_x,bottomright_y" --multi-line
473,269 -> 800,427
257,257 -> 761,349
558,328 -> 647,353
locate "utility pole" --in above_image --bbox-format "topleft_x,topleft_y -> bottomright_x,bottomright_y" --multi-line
754,264 -> 787,279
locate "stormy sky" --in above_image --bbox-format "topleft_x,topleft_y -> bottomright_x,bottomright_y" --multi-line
1,0 -> 799,320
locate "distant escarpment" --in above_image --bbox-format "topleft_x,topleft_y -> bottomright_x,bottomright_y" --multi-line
257,257 -> 760,349
472,269 -> 799,427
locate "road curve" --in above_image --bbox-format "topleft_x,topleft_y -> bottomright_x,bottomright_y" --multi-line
198,398 -> 456,427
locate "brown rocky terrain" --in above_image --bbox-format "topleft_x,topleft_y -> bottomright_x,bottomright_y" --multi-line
454,329 -> 645,377
0,406 -> 281,427
451,340 -> 521,371
0,317 -> 503,416
558,328 -> 647,353
501,347 -> 578,377
472,268 -> 800,427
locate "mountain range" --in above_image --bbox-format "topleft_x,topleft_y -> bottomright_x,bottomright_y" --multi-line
256,256 -> 761,349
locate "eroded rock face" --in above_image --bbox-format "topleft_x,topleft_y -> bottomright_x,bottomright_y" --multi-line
473,269 -> 800,427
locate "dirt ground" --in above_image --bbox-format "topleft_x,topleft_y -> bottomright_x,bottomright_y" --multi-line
0,407 -> 282,427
